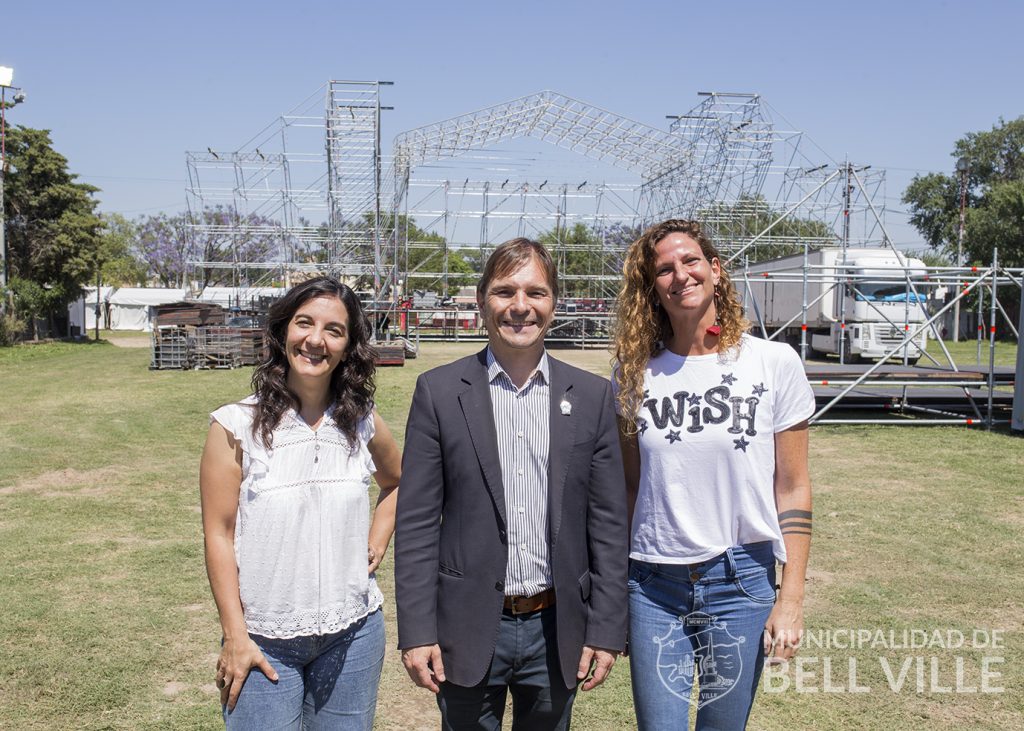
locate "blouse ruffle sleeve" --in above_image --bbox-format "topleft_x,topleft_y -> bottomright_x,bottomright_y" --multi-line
358,409 -> 377,474
209,397 -> 264,479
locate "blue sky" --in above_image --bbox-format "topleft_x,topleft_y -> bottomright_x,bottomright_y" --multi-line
4,0 -> 1022,248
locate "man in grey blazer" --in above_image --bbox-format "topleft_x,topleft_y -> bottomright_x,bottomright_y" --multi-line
395,238 -> 628,730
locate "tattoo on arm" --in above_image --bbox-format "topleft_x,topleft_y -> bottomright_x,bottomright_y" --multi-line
778,509 -> 812,536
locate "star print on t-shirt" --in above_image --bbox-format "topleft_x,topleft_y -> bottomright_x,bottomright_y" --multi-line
752,383 -> 768,397
733,436 -> 750,452
665,429 -> 682,444
721,373 -> 737,386
687,392 -> 701,406
638,418 -> 649,435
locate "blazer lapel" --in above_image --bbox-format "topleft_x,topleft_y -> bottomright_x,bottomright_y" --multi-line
458,350 -> 507,528
547,357 -> 577,550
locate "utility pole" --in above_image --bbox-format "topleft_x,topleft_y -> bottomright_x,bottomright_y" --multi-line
1,67 -> 28,315
954,157 -> 969,342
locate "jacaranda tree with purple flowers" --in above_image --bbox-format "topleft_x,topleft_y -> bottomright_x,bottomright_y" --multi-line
135,205 -> 283,288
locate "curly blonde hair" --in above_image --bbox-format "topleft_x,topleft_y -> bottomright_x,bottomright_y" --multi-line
613,219 -> 749,426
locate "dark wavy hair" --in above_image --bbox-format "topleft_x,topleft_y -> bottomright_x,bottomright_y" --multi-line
250,276 -> 376,451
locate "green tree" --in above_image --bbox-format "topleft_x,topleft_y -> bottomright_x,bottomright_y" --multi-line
387,215 -> 473,296
3,126 -> 103,337
538,222 -> 642,299
98,213 -> 146,285
903,117 -> 1024,267
903,118 -> 1024,336
701,195 -> 836,262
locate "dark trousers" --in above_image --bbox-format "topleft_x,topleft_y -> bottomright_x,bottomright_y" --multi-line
436,606 -> 576,731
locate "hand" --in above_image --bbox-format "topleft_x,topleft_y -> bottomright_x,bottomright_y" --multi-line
401,644 -> 446,693
216,636 -> 279,710
764,597 -> 804,665
367,543 -> 387,574
577,646 -> 617,691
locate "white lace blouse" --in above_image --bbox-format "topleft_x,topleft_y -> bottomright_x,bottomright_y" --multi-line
210,396 -> 383,639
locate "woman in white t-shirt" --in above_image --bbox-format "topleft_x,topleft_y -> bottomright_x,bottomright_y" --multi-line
613,220 -> 814,730
200,277 -> 401,729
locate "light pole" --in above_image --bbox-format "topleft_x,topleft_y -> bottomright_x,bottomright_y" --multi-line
954,156 -> 969,342
1,65 -> 27,315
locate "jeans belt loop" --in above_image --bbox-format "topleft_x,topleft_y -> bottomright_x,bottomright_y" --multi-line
725,546 -> 737,578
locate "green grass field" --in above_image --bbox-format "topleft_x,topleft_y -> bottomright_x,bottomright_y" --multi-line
1,339 -> 1021,729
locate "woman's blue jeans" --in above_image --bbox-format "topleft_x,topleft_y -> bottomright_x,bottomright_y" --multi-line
223,609 -> 385,730
628,543 -> 777,731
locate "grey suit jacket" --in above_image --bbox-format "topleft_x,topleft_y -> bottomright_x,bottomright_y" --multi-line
395,349 -> 628,689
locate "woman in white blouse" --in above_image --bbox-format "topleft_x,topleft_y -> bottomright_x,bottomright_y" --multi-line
200,277 -> 401,729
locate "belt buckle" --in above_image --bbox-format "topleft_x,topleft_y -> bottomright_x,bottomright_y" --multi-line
507,595 -> 529,615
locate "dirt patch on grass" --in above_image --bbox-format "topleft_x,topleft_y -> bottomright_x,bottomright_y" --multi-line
994,497 -> 1024,528
375,685 -> 440,730
0,466 -> 127,496
162,681 -> 188,697
107,337 -> 151,349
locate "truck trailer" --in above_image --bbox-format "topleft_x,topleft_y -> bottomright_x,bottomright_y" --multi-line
739,248 -> 931,363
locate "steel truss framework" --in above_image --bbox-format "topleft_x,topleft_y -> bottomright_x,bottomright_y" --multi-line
184,83 -> 886,309
736,255 -> 1022,426
390,91 -> 892,308
388,90 -> 684,309
181,80 -> 1022,426
185,81 -> 392,306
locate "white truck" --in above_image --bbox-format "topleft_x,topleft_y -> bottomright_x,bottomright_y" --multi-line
739,248 -> 931,363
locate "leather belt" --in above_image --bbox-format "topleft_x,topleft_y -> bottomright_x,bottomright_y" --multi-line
503,588 -> 556,615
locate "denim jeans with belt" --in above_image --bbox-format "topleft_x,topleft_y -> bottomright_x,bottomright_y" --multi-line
223,609 -> 385,730
627,542 -> 777,731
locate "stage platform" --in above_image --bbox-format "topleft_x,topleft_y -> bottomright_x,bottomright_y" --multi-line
805,363 -> 1015,424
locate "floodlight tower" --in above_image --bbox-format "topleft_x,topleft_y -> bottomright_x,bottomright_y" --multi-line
1,65 -> 27,314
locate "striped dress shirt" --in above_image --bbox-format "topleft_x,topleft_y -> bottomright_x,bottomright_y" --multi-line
486,348 -> 552,598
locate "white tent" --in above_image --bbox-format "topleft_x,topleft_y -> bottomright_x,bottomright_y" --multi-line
68,286 -> 115,334
108,288 -> 188,331
198,286 -> 285,309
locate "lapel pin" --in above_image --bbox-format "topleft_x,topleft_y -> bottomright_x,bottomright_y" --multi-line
560,398 -> 572,416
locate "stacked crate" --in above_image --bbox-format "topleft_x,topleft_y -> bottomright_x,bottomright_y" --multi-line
150,326 -> 192,370
372,342 -> 406,367
151,302 -> 228,370
237,328 -> 264,365
194,327 -> 242,369
154,302 -> 225,327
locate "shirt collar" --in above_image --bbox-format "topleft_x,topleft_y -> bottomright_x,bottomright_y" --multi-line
486,347 -> 549,387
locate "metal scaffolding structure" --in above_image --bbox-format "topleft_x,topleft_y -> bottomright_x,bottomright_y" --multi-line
183,84 -> 888,312
180,80 -> 1020,426
389,91 -> 898,308
389,90 -> 685,307
737,256 -> 1022,426
184,80 -> 391,306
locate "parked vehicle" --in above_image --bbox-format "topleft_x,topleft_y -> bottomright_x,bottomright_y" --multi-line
740,248 -> 930,363
226,315 -> 262,328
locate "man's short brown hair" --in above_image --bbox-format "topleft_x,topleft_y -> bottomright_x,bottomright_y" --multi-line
476,238 -> 559,300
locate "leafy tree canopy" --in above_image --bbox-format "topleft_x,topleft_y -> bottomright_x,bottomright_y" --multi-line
700,195 -> 836,262
97,213 -> 147,285
3,125 -> 103,327
134,206 -> 281,288
903,117 -> 1024,267
538,222 -> 640,299
386,214 -> 474,296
